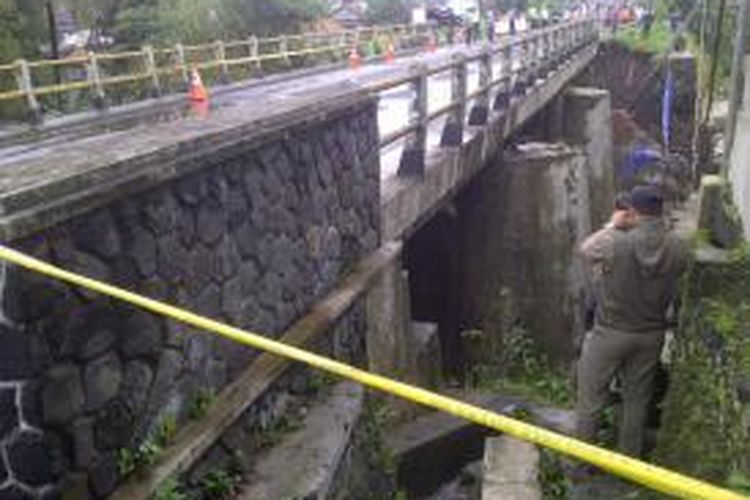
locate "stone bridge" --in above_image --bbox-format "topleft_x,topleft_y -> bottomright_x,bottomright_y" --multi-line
0,20 -> 613,500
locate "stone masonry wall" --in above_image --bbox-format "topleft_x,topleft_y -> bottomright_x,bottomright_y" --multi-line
183,299 -> 369,496
0,99 -> 380,498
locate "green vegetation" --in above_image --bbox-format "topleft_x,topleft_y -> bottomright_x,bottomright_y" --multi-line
0,0 -> 48,62
365,0 -> 409,25
0,0 -> 328,63
117,440 -> 162,477
615,23 -> 674,55
307,371 -> 338,394
117,413 -> 179,479
727,471 -> 750,495
539,449 -> 570,499
188,388 -> 216,421
249,415 -> 302,450
152,477 -> 187,500
393,490 -> 408,500
360,396 -> 399,479
199,469 -> 241,499
470,327 -> 574,408
112,0 -> 328,46
151,469 -> 240,500
155,414 -> 178,447
653,244 -> 750,485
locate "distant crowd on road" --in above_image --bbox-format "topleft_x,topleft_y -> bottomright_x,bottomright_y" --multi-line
603,2 -> 684,37
425,1 -> 600,47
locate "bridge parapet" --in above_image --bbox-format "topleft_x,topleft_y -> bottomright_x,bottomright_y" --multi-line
366,20 -> 598,178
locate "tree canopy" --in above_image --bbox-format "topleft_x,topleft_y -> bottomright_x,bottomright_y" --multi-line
0,0 -> 48,62
365,0 -> 411,25
0,0 -> 329,60
112,0 -> 328,46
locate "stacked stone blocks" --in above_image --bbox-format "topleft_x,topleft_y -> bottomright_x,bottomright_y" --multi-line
0,101 -> 379,498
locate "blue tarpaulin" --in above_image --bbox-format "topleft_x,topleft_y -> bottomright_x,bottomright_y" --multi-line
662,68 -> 675,151
620,147 -> 662,183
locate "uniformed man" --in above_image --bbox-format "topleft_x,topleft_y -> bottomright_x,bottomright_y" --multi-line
575,185 -> 687,458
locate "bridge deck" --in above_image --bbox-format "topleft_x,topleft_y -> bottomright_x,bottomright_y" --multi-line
0,26 -> 598,242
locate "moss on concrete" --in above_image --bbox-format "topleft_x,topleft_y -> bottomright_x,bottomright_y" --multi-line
653,246 -> 750,484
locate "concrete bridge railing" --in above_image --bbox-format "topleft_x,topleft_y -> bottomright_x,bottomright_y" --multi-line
0,23 -> 430,124
366,19 -> 598,178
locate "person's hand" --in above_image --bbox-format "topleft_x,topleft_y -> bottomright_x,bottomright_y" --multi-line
610,209 -> 635,230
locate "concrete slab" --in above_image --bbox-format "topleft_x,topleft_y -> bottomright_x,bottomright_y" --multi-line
482,436 -> 541,500
385,390 -> 575,497
238,382 -> 364,500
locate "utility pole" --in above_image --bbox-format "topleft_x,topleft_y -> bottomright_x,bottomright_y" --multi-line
45,0 -> 62,89
723,0 -> 750,175
45,0 -> 59,61
704,0 -> 727,127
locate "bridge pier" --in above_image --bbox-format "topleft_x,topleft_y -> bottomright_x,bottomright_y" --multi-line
457,143 -> 592,364
563,87 -> 616,229
454,87 -> 614,365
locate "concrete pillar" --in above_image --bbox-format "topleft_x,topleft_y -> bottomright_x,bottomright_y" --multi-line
457,144 -> 592,363
564,86 -> 615,230
365,254 -> 411,379
728,57 -> 750,239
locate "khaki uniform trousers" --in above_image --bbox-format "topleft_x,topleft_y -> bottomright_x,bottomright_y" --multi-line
575,327 -> 664,458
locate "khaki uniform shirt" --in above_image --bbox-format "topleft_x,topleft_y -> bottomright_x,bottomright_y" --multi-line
581,217 -> 687,334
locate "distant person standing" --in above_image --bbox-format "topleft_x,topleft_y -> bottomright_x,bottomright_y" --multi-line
669,10 -> 681,32
609,6 -> 620,36
641,9 -> 654,36
487,11 -> 496,42
575,185 -> 687,459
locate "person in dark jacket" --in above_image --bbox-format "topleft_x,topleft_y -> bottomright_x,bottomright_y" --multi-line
575,185 -> 687,458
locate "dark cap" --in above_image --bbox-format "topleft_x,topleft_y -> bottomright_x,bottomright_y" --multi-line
614,192 -> 632,210
629,185 -> 664,215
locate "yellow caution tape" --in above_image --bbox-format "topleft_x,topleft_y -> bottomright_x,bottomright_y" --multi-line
0,244 -> 744,500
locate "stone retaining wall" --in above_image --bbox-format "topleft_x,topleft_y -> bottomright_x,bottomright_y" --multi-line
0,96 -> 380,498
579,43 -> 696,162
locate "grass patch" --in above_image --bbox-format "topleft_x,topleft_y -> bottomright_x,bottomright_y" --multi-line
188,388 -> 216,421
199,469 -> 241,499
152,477 -> 187,500
117,440 -> 161,478
615,23 -> 674,54
469,328 -> 573,408
539,449 -> 570,499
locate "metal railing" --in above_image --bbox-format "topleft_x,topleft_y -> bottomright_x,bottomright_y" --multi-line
0,23 -> 431,123
370,19 -> 599,177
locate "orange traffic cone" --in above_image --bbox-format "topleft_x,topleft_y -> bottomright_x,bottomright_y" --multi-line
384,42 -> 396,63
191,99 -> 210,119
349,45 -> 362,69
188,67 -> 208,102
